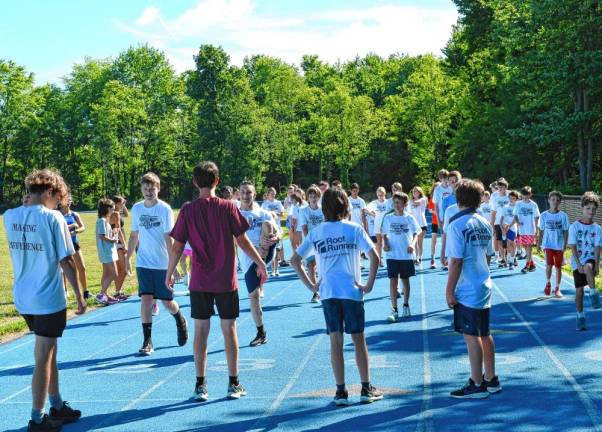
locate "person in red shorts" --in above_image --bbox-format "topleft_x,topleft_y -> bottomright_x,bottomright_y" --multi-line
166,161 -> 268,402
537,191 -> 569,297
513,186 -> 540,273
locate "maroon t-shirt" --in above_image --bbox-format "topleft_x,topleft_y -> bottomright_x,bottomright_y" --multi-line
170,197 -> 249,293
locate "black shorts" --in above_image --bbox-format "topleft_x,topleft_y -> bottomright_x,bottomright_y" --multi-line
73,241 -> 81,252
22,308 -> 67,338
245,244 -> 276,293
421,226 -> 427,232
494,225 -> 503,241
322,298 -> 365,334
453,303 -> 490,337
190,290 -> 239,320
431,224 -> 439,234
387,259 -> 416,279
573,259 -> 596,288
370,236 -> 378,243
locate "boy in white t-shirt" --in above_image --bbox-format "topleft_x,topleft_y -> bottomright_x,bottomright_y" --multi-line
537,191 -> 569,297
291,188 -> 383,406
126,172 -> 188,356
446,179 -> 499,399
513,186 -> 540,273
410,186 -> 428,264
348,183 -> 367,231
365,186 -> 389,265
433,169 -> 452,222
490,178 -> 510,265
4,169 -> 85,430
500,191 -> 519,269
382,193 -> 421,321
298,185 -> 325,303
568,192 -> 602,331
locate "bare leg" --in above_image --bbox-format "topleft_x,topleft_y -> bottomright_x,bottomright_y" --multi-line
430,233 -> 437,260
482,335 -> 496,380
417,230 -> 425,260
161,299 -> 180,315
576,287 -> 584,312
329,332 -> 345,385
389,278 -> 398,310
74,250 -> 87,293
140,295 -> 154,323
32,336 -> 56,411
464,334 -> 483,384
221,319 -> 239,377
351,332 -> 370,383
194,319 -> 210,377
546,264 -> 552,283
100,262 -> 117,296
249,288 -> 263,327
114,249 -> 126,293
401,278 -> 410,305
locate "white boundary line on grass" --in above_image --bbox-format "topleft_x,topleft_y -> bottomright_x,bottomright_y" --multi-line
93,278 -> 302,430
492,281 -> 602,432
415,270 -> 434,432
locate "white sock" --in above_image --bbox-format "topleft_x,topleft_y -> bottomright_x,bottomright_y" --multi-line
577,311 -> 585,318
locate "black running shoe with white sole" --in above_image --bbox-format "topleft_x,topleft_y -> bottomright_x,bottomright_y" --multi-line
450,378 -> 489,399
138,338 -> 154,356
334,390 -> 350,406
249,331 -> 267,347
193,384 -> 209,402
49,402 -> 81,424
483,375 -> 502,393
360,385 -> 383,404
227,383 -> 247,399
27,415 -> 62,432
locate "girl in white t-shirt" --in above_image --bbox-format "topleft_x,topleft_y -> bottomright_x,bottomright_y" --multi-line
96,198 -> 119,305
410,186 -> 428,264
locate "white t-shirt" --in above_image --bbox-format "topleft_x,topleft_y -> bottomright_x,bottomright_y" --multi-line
477,202 -> 492,220
448,211 -> 494,309
96,217 -> 118,263
443,204 -> 460,233
369,199 -> 389,235
409,197 -> 427,227
239,207 -> 274,272
500,203 -> 516,229
131,200 -> 174,270
568,221 -> 602,270
491,193 -> 510,225
233,199 -> 241,209
538,210 -> 569,251
261,199 -> 284,216
4,204 -> 74,315
298,205 -> 324,234
433,184 -> 453,219
513,200 -> 540,236
348,197 -> 367,227
291,202 -> 307,221
381,213 -> 421,260
297,220 -> 374,301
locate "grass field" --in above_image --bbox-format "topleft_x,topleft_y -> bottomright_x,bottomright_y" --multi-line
0,212 -> 139,341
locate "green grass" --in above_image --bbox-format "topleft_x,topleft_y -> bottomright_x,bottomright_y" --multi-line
0,212 -> 139,342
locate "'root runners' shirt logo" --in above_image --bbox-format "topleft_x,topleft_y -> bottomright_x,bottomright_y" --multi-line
313,236 -> 357,255
139,215 -> 162,229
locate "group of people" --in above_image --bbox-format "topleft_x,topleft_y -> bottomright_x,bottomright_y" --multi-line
3,163 -> 601,431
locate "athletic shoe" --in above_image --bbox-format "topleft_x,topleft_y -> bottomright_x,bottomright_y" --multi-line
450,378 -> 489,399
577,317 -> 586,331
249,331 -> 267,347
483,375 -> 502,394
498,261 -> 507,269
508,262 -> 514,270
176,315 -> 188,346
193,384 -> 209,402
430,259 -> 436,270
280,260 -> 289,267
591,292 -> 601,309
554,287 -> 563,298
544,282 -> 551,296
275,270 -> 280,277
139,339 -> 154,356
227,383 -> 247,399
360,385 -> 383,404
402,305 -> 411,318
271,271 -> 277,277
334,390 -> 350,407
396,290 -> 401,299
152,302 -> 160,316
49,402 -> 81,423
114,293 -> 130,302
83,290 -> 90,300
96,294 -> 118,305
311,292 -> 320,303
442,266 -> 449,271
513,258 -> 518,267
27,415 -> 62,432
528,263 -> 536,272
521,266 -> 529,274
387,310 -> 399,323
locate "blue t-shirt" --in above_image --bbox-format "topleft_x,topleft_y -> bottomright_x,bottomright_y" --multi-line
441,194 -> 457,222
297,220 -> 374,301
448,211 -> 494,309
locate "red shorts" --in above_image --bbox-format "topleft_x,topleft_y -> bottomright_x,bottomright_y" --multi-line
517,235 -> 536,246
545,249 -> 563,268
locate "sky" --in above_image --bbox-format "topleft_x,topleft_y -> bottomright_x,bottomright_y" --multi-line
1,0 -> 458,85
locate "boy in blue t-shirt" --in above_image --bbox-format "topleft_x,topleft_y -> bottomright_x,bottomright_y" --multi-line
446,179 -> 500,399
291,188 -> 382,406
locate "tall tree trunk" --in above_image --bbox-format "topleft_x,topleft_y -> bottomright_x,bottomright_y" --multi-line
573,87 -> 587,191
583,88 -> 593,190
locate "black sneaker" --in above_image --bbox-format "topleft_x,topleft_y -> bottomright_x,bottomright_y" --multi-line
83,290 -> 90,300
138,338 -> 154,356
450,378 -> 489,399
250,331 -> 267,347
28,414 -> 62,432
193,383 -> 209,402
279,260 -> 290,267
227,383 -> 247,399
49,402 -> 81,424
483,375 -> 502,394
311,292 -> 320,303
334,390 -> 350,407
177,316 -> 188,346
360,385 -> 384,404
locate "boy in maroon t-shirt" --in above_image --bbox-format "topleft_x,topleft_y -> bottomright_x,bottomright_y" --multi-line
167,161 -> 268,402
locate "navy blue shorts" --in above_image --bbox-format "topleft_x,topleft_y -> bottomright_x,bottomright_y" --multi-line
387,259 -> 415,279
244,243 -> 276,293
370,235 -> 378,243
453,303 -> 490,337
322,298 -> 365,334
137,267 -> 173,300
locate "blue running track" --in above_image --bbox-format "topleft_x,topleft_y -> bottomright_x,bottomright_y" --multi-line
1,237 -> 602,431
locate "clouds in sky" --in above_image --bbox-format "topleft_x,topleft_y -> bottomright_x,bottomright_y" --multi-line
117,0 -> 458,72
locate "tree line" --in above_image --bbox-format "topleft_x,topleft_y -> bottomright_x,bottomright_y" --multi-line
1,0 -> 600,210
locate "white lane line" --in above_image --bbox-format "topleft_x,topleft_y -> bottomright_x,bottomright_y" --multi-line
0,338 -> 34,356
93,279 -> 302,429
416,270 -> 434,432
531,255 -> 575,288
0,386 -> 30,404
493,281 -> 602,432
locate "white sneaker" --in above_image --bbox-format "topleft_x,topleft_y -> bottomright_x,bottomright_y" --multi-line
152,302 -> 160,316
402,305 -> 411,318
387,310 -> 399,322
